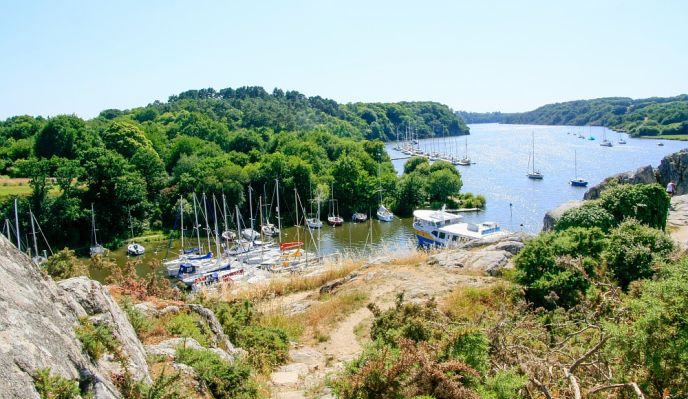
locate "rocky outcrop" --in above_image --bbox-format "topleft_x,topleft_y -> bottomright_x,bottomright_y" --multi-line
583,165 -> 656,200
657,149 -> 688,196
58,277 -> 152,384
428,233 -> 527,275
0,236 -> 120,398
542,200 -> 584,231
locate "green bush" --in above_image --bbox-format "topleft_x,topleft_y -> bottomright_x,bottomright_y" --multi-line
514,228 -> 606,309
605,219 -> 674,289
214,301 -> 289,373
165,312 -> 211,347
477,369 -> 526,399
598,183 -> 670,230
555,203 -> 615,232
43,248 -> 89,281
120,297 -> 151,339
113,366 -> 183,399
75,318 -> 118,362
441,328 -> 490,374
175,347 -> 258,399
607,260 -> 688,397
33,368 -> 81,399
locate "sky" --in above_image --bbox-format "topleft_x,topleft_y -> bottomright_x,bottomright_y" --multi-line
1,0 -> 687,119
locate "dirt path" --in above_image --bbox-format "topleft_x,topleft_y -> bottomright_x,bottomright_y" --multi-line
269,261 -> 495,398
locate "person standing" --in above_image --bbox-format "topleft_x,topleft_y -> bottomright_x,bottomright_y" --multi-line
666,181 -> 676,197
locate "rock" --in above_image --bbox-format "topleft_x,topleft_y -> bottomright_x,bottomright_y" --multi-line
284,301 -> 314,315
277,362 -> 309,377
187,304 -> 241,359
484,240 -> 524,255
59,277 -> 152,384
542,200 -> 584,231
430,249 -> 511,275
459,232 -> 527,250
584,165 -> 656,200
271,371 -> 301,386
0,235 -> 120,398
276,391 -> 307,399
145,337 -> 205,359
289,347 -> 325,368
657,149 -> 688,196
133,302 -> 157,316
319,272 -> 357,294
158,305 -> 181,316
668,195 -> 688,227
365,271 -> 376,281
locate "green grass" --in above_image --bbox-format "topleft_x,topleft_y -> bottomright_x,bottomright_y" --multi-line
0,184 -> 32,197
638,134 -> 688,141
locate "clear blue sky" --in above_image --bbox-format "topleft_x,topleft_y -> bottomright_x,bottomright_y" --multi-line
1,0 -> 687,119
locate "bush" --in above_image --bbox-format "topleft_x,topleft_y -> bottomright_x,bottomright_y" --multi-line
43,248 -> 89,280
75,318 -> 118,362
214,301 -> 290,373
477,369 -> 526,399
607,261 -> 688,397
165,312 -> 211,347
555,203 -> 615,232
175,347 -> 258,399
598,183 -> 670,230
33,368 -> 81,399
112,366 -> 183,399
120,297 -> 151,339
605,219 -> 674,289
514,228 -> 606,309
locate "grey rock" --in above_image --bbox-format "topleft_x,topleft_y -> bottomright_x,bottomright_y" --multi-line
657,149 -> 688,196
289,347 -> 325,367
584,165 -> 656,200
146,337 -> 205,359
484,240 -> 524,255
59,277 -> 152,384
542,200 -> 584,231
0,235 -> 120,398
158,305 -> 181,316
668,195 -> 688,227
187,304 -> 240,359
133,302 -> 157,316
430,249 -> 511,275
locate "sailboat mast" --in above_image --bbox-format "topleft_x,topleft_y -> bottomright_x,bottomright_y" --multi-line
248,185 -> 254,233
222,193 -> 229,234
192,193 -> 202,252
30,209 -> 38,258
275,179 -> 282,242
212,194 -> 220,261
202,193 -> 211,251
574,150 -> 578,178
294,188 -> 300,243
91,203 -> 98,246
532,131 -> 536,172
179,196 -> 184,250
14,198 -> 20,250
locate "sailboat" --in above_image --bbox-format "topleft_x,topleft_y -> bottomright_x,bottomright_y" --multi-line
600,129 -> 613,147
89,203 -> 107,257
261,183 -> 280,238
376,163 -> 394,222
327,185 -> 344,226
126,208 -> 145,256
29,209 -> 51,265
456,137 -> 471,166
306,190 -> 323,229
618,133 -> 627,145
569,150 -> 588,187
526,131 -> 544,179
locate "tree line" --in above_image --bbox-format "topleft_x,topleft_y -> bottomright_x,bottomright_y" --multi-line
0,86 -> 471,253
458,94 -> 688,137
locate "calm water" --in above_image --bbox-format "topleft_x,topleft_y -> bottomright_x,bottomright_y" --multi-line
389,123 -> 686,233
93,123 -> 686,278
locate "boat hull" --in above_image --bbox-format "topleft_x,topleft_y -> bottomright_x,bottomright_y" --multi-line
570,180 -> 588,187
327,217 -> 343,226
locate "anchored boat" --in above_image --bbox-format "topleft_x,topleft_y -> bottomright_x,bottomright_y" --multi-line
412,206 -> 504,247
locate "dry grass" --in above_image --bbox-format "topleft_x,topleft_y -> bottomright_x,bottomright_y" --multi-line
385,250 -> 431,266
440,281 -> 517,321
260,290 -> 369,343
215,259 -> 364,303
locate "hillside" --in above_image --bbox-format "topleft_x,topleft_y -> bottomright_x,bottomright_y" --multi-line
0,87 -> 468,252
458,94 -> 688,138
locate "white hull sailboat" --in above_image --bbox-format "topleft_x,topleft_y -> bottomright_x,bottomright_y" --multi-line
527,131 -> 544,179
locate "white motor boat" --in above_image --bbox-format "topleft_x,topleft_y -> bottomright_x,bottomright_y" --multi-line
261,223 -> 280,237
412,206 -> 505,247
127,243 -> 145,256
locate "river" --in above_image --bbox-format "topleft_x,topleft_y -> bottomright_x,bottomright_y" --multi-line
92,123 -> 686,279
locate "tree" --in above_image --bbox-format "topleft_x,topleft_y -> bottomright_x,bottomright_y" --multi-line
555,203 -> 615,232
102,120 -> 153,158
427,168 -> 463,204
394,173 -> 428,216
404,156 -> 429,174
35,115 -> 88,159
598,184 -> 670,230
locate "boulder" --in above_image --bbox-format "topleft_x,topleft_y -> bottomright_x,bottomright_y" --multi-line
187,304 -> 241,358
657,149 -> 688,196
583,165 -> 656,200
542,200 -> 584,231
0,236 -> 120,398
429,249 -> 511,275
59,277 -> 152,384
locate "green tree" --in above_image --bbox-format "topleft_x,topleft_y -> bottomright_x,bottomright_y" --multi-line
35,115 -> 88,159
102,120 -> 153,158
555,203 -> 615,232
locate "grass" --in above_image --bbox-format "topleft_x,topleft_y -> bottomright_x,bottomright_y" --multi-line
441,281 -> 516,321
638,134 -> 688,141
0,178 -> 62,198
261,290 -> 369,343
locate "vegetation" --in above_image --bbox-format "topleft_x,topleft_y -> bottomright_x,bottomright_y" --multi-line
42,248 -> 89,280
458,94 -> 688,138
32,368 -> 81,399
175,347 -> 258,399
394,158 -> 465,216
0,86 -> 468,253
75,317 -> 118,362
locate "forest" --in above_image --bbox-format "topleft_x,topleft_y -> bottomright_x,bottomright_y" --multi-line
0,86 -> 469,253
458,94 -> 688,137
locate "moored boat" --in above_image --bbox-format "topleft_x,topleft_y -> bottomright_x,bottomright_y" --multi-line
352,212 -> 368,223
412,207 -> 504,247
376,205 -> 394,222
127,243 -> 145,256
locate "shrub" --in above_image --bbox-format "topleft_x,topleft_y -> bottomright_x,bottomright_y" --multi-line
112,366 -> 183,399
165,312 -> 211,347
607,261 -> 688,397
440,328 -> 490,374
368,294 -> 441,345
605,219 -> 674,289
555,203 -> 615,232
33,368 -> 81,399
75,318 -> 118,362
43,248 -> 89,280
477,369 -> 526,399
598,183 -> 670,230
514,228 -> 606,309
120,296 -> 151,339
175,347 -> 258,399
214,301 -> 290,373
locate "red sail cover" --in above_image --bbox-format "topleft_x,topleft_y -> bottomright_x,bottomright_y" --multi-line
280,242 -> 304,251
